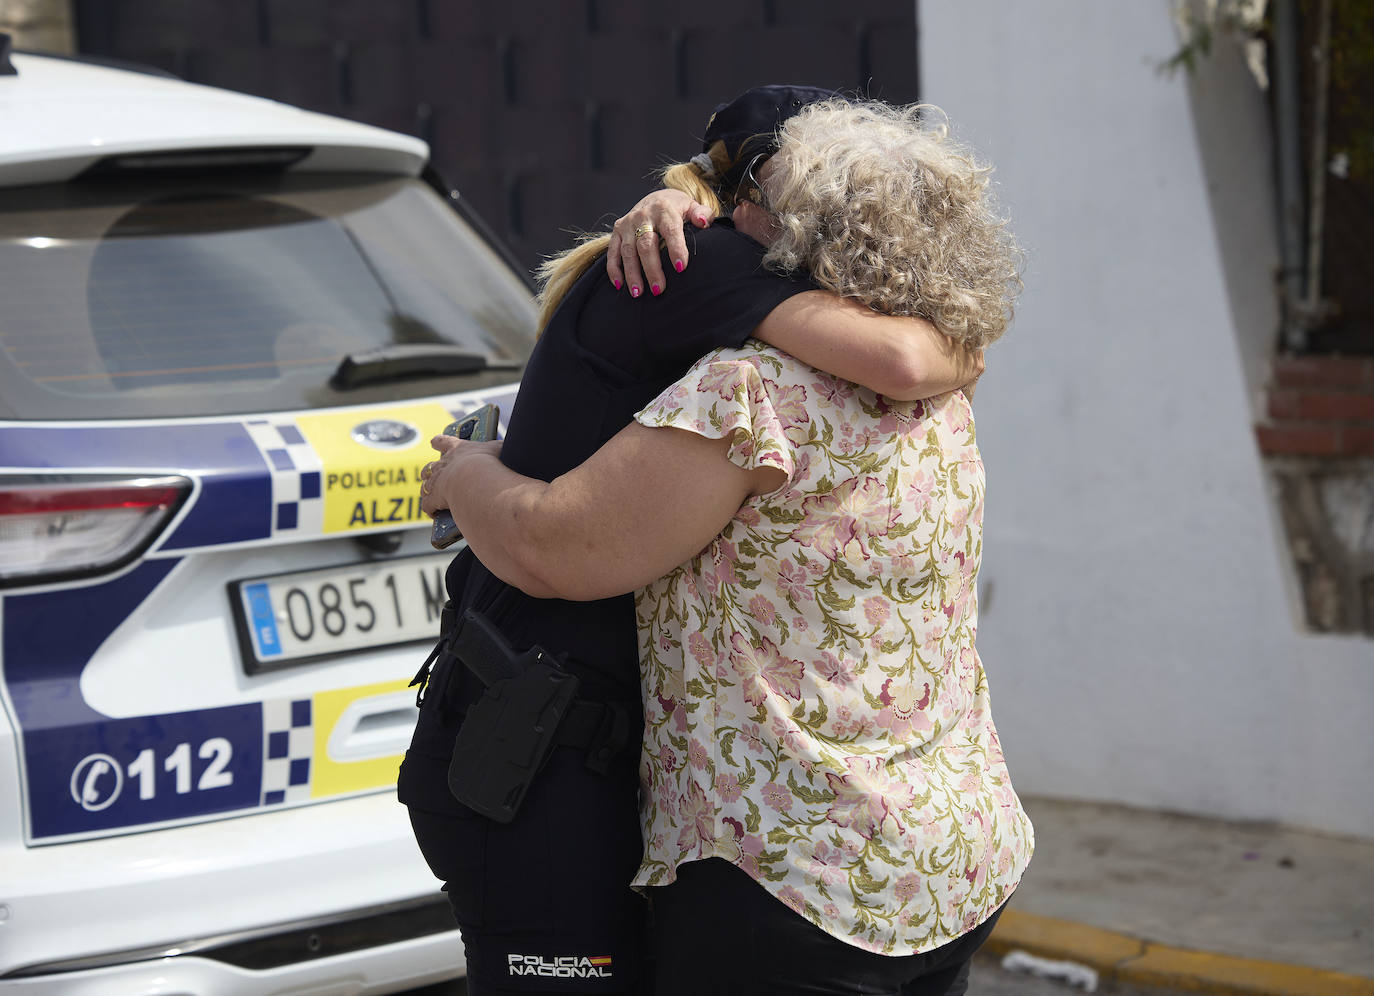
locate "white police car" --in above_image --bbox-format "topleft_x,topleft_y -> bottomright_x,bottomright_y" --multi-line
0,40 -> 533,994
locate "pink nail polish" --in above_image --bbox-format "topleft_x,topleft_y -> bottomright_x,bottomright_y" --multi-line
613,278 -> 622,290
674,260 -> 685,273
651,284 -> 662,296
630,286 -> 641,298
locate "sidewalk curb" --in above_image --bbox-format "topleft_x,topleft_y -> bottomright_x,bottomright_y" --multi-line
984,910 -> 1374,995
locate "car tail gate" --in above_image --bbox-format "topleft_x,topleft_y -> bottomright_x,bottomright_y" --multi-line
0,388 -> 515,844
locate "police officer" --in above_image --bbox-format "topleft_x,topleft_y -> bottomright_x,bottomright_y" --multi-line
400,86 -> 840,995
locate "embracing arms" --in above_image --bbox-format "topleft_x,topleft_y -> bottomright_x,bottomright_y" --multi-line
603,189 -> 984,401
755,292 -> 982,402
420,426 -> 779,601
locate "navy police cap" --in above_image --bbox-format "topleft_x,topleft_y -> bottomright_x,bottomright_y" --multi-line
701,84 -> 839,195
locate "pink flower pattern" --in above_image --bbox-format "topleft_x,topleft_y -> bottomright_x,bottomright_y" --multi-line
863,596 -> 890,627
823,755 -> 916,840
792,475 -> 896,560
715,771 -> 743,803
748,594 -> 778,627
802,839 -> 849,887
815,650 -> 856,688
631,342 -> 1033,956
730,633 -> 804,706
760,780 -> 793,814
776,559 -> 813,604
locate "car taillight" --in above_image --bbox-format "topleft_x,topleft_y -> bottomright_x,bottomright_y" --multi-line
0,475 -> 190,587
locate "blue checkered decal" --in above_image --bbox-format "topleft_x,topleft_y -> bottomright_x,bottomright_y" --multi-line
261,697 -> 312,805
245,420 -> 324,536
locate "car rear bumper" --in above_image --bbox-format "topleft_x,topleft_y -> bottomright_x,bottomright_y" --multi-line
0,932 -> 461,996
0,790 -> 463,989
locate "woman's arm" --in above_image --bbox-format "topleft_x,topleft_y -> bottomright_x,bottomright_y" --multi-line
753,291 -> 983,401
420,426 -> 783,601
606,190 -> 984,402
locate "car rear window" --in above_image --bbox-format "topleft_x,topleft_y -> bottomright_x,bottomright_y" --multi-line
0,172 -> 536,419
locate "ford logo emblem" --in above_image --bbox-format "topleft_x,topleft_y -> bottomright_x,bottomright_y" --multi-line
351,419 -> 419,449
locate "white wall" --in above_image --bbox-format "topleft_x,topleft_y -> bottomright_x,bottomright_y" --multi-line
920,0 -> 1374,839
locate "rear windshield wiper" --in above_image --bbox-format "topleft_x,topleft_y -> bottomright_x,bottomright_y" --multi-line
331,344 -> 523,389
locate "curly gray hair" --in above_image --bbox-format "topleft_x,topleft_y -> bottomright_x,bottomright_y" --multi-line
763,99 -> 1022,348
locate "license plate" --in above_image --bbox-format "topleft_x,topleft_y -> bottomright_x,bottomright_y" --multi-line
230,553 -> 451,673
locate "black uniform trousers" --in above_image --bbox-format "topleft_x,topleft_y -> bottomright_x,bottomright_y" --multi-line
402,650 -> 648,995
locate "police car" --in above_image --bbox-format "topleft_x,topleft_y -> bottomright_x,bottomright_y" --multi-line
0,41 -> 533,993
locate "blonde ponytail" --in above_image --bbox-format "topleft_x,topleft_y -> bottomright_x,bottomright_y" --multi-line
533,159 -> 728,333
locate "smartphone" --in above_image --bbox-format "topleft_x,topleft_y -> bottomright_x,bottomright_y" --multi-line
429,403 -> 501,550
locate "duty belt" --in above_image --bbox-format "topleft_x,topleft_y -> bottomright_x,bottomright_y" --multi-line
413,602 -> 631,823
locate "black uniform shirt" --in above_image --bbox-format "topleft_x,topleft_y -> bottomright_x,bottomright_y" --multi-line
400,221 -> 812,807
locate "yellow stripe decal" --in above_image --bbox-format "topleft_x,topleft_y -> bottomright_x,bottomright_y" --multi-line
295,402 -> 455,533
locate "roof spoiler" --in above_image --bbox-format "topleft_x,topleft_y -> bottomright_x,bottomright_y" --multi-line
1,34 -> 17,76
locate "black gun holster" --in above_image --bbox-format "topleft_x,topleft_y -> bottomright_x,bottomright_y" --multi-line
438,605 -> 630,824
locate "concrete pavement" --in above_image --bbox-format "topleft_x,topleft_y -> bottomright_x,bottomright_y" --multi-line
983,797 -> 1374,994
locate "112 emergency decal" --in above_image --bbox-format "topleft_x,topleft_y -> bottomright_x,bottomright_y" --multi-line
25,678 -> 414,842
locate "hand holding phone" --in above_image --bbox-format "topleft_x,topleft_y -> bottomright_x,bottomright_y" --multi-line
429,403 -> 500,550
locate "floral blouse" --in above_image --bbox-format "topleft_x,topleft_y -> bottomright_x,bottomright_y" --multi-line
631,341 -> 1033,955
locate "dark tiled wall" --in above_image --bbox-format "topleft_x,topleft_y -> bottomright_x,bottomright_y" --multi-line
73,0 -> 918,276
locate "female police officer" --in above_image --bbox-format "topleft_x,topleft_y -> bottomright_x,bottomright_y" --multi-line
401,85 -> 983,995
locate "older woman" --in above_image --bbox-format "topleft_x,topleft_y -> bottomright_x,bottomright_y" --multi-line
422,98 -> 1033,996
402,86 -> 982,996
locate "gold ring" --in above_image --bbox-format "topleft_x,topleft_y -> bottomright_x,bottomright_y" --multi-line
634,223 -> 655,239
